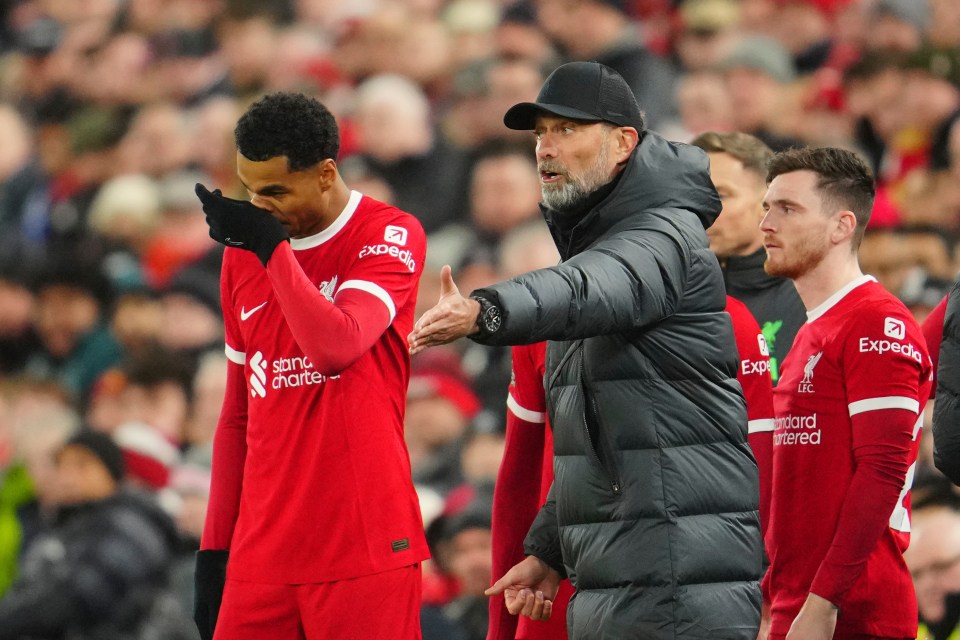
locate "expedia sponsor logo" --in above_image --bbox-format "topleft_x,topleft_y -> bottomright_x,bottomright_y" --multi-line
741,359 -> 770,376
773,414 -> 820,446
247,351 -> 340,397
858,337 -> 923,363
358,244 -> 416,272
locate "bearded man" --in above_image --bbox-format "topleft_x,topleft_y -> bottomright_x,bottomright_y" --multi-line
411,61 -> 762,640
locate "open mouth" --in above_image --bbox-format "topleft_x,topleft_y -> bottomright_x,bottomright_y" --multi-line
540,171 -> 563,183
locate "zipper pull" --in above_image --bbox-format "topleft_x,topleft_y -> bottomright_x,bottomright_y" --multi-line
612,480 -> 621,495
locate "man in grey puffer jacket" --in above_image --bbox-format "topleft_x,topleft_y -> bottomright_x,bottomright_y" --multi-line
410,61 -> 762,639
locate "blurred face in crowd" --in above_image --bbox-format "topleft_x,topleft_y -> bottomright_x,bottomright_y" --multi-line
761,170 -> 834,279
905,507 -> 960,623
534,114 -> 635,211
470,153 -> 541,234
55,444 -> 117,505
237,152 -> 332,239
706,152 -> 767,259
448,527 -> 493,597
35,285 -> 100,358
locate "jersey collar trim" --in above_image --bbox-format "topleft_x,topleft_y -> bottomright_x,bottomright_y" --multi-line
289,190 -> 362,250
806,274 -> 876,323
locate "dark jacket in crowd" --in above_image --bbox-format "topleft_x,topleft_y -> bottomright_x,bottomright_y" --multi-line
0,489 -> 184,640
934,279 -> 960,485
471,133 -> 763,639
722,248 -> 806,385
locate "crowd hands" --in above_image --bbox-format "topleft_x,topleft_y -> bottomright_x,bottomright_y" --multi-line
0,0 -> 958,638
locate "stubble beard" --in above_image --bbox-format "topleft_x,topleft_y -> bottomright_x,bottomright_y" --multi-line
540,142 -> 612,212
763,233 -> 829,280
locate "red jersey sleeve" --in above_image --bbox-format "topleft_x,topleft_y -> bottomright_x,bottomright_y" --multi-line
265,215 -> 425,375
202,253 -> 249,550
727,296 -> 774,538
489,343 -> 547,640
922,294 -> 947,397
809,305 -> 930,605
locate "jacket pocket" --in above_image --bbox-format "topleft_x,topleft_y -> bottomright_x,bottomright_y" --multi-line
579,345 -> 622,496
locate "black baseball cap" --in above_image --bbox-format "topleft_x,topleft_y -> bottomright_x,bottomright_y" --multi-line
503,61 -> 644,131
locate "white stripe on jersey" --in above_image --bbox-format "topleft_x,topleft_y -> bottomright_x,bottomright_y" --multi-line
748,418 -> 775,433
225,344 -> 246,365
338,280 -> 397,322
848,396 -> 919,417
507,393 -> 546,423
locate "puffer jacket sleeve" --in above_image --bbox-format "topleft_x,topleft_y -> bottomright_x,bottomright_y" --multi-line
522,484 -> 566,578
934,281 -> 960,485
471,218 -> 689,346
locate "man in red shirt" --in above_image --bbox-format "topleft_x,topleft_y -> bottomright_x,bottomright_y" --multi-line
192,92 -> 429,639
761,147 -> 932,640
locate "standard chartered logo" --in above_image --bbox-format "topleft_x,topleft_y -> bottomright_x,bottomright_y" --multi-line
773,414 -> 820,446
250,351 -> 267,398
247,351 -> 340,398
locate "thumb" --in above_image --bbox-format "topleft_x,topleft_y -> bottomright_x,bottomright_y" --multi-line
484,574 -> 510,597
439,265 -> 460,299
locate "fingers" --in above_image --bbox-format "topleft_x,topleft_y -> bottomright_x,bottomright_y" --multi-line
505,589 -> 552,621
195,182 -> 211,201
438,264 -> 459,299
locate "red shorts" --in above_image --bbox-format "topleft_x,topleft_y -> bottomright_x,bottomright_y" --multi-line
214,564 -> 422,640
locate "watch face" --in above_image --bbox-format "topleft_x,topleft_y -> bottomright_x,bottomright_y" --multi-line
482,305 -> 502,333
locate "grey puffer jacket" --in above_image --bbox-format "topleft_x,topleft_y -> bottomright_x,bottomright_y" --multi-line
472,132 -> 762,639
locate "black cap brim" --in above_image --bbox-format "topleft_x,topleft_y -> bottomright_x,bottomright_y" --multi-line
503,102 -> 605,130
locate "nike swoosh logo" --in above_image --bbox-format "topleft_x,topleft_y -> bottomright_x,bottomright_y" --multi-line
240,302 -> 267,321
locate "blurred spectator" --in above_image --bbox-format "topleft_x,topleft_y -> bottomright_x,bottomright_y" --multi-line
141,169 -> 216,287
351,73 -> 471,233
669,70 -> 734,141
860,226 -> 956,297
867,0 -> 930,54
534,0 -> 678,129
439,484 -> 494,640
156,256 -> 224,359
24,259 -> 122,403
720,35 -> 805,151
0,264 -> 41,376
493,1 -> 557,64
182,350 -> 227,460
673,0 -> 741,73
406,349 -> 482,496
0,430 -> 186,639
906,502 -> 960,640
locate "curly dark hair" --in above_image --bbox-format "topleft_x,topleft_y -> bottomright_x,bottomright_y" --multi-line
234,92 -> 340,171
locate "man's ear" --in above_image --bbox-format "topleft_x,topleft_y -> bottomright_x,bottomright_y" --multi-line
832,210 -> 857,245
614,126 -> 640,162
313,158 -> 338,190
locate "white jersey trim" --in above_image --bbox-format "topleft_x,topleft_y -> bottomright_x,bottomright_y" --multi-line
507,393 -> 546,423
806,275 -> 877,323
748,418 -> 776,433
290,190 -> 362,250
848,396 -> 920,417
338,279 -> 397,322
225,344 -> 246,365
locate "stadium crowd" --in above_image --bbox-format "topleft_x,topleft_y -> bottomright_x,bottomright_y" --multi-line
0,0 -> 959,638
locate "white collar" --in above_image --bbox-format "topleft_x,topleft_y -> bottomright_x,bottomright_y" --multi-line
806,274 -> 876,323
289,190 -> 362,250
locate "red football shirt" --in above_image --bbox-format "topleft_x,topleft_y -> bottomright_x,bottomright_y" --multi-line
727,296 -> 775,538
205,191 -> 430,584
767,276 -> 931,638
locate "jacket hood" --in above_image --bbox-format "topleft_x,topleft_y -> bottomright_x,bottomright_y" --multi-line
545,132 -> 721,253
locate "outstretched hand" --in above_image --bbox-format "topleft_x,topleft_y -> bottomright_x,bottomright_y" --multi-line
485,555 -> 562,622
408,265 -> 481,355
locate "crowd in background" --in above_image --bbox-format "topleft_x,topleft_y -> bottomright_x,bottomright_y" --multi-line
0,0 -> 959,638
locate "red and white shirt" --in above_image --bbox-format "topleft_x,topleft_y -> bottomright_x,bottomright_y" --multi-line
767,276 -> 931,638
726,296 -> 775,539
202,191 -> 430,584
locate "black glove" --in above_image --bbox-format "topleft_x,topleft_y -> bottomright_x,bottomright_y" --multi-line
194,549 -> 230,640
195,183 -> 289,267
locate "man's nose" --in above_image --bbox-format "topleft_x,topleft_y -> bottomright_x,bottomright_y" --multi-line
536,136 -> 556,160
